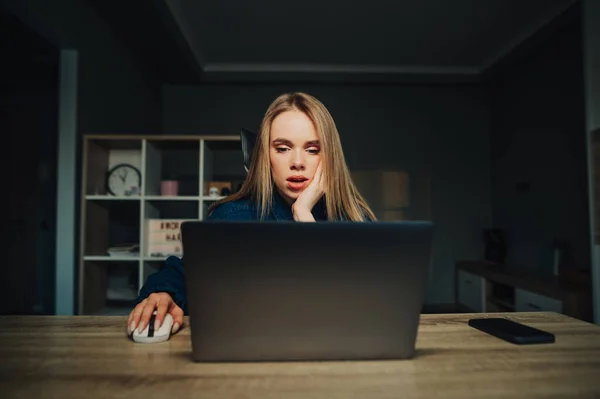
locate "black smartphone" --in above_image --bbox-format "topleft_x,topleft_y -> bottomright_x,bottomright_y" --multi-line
468,318 -> 555,345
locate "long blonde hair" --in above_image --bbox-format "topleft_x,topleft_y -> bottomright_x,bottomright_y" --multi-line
209,92 -> 377,221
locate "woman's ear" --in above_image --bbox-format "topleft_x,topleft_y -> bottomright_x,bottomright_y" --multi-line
240,128 -> 258,173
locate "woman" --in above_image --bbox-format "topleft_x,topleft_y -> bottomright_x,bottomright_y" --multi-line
127,92 -> 376,336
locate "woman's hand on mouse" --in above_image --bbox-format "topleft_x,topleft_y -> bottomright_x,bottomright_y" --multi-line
128,292 -> 184,335
292,161 -> 324,222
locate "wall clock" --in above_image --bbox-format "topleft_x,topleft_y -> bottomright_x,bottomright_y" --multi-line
106,163 -> 142,196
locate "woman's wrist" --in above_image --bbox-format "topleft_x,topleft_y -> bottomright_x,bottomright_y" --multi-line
292,205 -> 316,222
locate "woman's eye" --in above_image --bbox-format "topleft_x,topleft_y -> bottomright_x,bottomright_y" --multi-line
307,148 -> 320,155
275,147 -> 289,153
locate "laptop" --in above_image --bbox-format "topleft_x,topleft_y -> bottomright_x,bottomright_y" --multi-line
181,220 -> 434,362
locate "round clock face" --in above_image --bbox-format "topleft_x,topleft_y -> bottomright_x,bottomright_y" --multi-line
106,163 -> 141,196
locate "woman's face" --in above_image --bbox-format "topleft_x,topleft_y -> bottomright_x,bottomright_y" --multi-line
269,110 -> 321,205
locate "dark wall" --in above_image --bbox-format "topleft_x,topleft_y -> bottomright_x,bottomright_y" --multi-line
2,0 -> 163,134
487,11 -> 589,272
163,83 -> 493,304
1,0 -> 164,315
2,8 -> 59,315
75,32 -> 162,134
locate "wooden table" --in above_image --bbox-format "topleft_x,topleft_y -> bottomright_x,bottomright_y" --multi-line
1,312 -> 600,398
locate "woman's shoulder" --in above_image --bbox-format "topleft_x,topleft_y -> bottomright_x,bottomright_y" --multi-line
207,197 -> 260,220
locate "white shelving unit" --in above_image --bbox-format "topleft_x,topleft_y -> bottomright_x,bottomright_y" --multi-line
78,134 -> 245,315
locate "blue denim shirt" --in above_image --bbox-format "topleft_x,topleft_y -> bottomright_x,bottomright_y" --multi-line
135,191 -> 329,313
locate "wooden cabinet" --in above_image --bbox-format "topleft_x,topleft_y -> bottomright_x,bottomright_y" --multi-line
79,134 -> 244,315
591,129 -> 600,245
515,288 -> 563,313
457,270 -> 485,312
455,261 -> 592,322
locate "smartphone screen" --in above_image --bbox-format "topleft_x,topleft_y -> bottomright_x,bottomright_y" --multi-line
468,318 -> 555,345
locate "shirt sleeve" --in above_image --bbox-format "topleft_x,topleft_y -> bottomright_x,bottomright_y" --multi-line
135,255 -> 188,313
207,201 -> 258,220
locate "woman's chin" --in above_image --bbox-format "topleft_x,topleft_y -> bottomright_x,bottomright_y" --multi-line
276,186 -> 304,203
284,190 -> 302,201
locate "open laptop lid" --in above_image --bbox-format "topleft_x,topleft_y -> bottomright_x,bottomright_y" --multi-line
181,221 -> 434,362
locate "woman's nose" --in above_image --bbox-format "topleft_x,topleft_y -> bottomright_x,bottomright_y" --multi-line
291,150 -> 305,170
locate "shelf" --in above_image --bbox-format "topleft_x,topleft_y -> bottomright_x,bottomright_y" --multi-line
84,199 -> 140,257
202,139 -> 245,196
84,256 -> 140,261
82,260 -> 139,315
145,199 -> 199,219
86,195 -> 140,201
486,297 -> 515,311
204,139 -> 243,151
143,201 -> 197,258
80,135 -> 240,315
84,139 -> 142,196
145,139 -> 200,196
144,195 -> 199,201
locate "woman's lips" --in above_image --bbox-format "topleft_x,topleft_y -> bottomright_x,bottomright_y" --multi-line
286,176 -> 308,191
287,181 -> 307,191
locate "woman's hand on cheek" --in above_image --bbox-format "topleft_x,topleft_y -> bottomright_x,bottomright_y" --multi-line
292,161 -> 324,222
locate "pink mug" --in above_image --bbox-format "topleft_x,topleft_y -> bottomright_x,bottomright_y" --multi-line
160,180 -> 179,196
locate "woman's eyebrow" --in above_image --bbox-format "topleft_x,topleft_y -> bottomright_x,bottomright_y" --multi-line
272,138 -> 292,146
271,138 -> 320,146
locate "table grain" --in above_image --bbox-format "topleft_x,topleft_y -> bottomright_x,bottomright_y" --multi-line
1,312 -> 599,398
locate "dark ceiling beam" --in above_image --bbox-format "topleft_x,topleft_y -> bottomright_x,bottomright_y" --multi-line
199,69 -> 481,85
88,0 -> 203,84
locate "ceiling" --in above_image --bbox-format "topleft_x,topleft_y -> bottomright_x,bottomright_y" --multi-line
0,7 -> 59,91
100,0 -> 579,83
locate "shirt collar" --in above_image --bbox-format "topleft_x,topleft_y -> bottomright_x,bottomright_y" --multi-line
271,190 -> 293,221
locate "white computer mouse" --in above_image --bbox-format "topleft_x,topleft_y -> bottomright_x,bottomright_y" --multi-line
132,311 -> 173,343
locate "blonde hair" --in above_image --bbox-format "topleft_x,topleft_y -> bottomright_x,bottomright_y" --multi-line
209,92 -> 377,222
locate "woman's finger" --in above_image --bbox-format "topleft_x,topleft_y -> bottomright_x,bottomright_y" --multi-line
315,161 -> 324,191
127,310 -> 134,333
170,305 -> 185,334
154,297 -> 170,330
317,161 -> 324,186
137,299 -> 158,333
128,299 -> 146,334
310,161 -> 322,188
